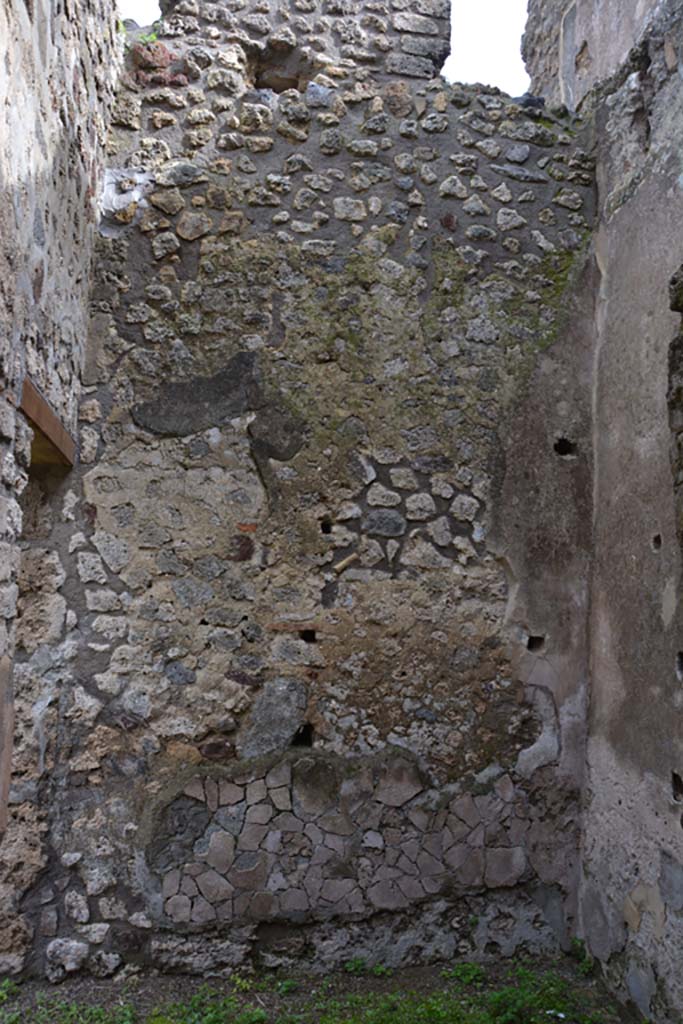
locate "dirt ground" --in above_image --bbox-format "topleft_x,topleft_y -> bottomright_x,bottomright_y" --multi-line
2,956 -> 640,1021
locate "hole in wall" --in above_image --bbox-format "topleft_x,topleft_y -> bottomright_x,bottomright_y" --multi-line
291,723 -> 314,747
299,629 -> 317,643
672,771 -> 683,802
652,533 -> 662,551
527,635 -> 545,652
320,517 -> 332,535
554,437 -> 578,458
677,653 -> 683,682
251,45 -> 315,94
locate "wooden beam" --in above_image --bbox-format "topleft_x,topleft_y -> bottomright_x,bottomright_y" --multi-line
19,376 -> 76,467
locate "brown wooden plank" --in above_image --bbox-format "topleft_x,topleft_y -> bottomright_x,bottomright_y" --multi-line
19,376 -> 76,467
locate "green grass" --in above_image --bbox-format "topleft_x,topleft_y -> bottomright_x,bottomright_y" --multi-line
0,982 -> 17,1008
0,961 -> 623,1024
441,963 -> 486,988
343,959 -> 367,977
570,938 -> 596,978
0,1003 -> 137,1024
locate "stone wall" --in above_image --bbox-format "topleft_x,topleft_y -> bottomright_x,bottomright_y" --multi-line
522,0 -> 566,108
519,2 -> 683,1016
14,0 -> 683,1017
162,0 -> 451,82
6,0 -> 600,981
523,0 -> 661,110
0,0 -> 118,975
577,2 -> 683,1019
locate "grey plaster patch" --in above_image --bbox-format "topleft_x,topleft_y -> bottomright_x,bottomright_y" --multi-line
626,962 -> 656,1018
516,688 -> 559,778
148,798 -> 211,873
660,852 -> 683,913
131,352 -> 262,436
248,403 -> 306,463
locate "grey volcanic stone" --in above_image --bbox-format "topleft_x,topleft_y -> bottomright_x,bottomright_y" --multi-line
375,760 -> 424,806
505,143 -> 531,164
386,53 -> 435,77
191,896 -> 216,923
485,847 -> 526,888
367,483 -> 401,507
214,802 -> 247,836
248,402 -> 306,462
444,845 -> 484,886
219,782 -> 244,805
362,509 -> 407,537
490,163 -> 549,183
229,851 -> 269,889
206,831 -> 235,873
293,756 -> 339,816
266,762 -> 291,789
155,160 -> 208,187
271,786 -> 291,810
45,939 -> 89,982
367,880 -> 408,910
196,869 -> 234,902
166,894 -> 191,922
151,231 -> 180,260
165,661 -> 196,685
239,678 -> 308,758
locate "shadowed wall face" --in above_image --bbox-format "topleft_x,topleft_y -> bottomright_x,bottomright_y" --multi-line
0,0 -> 117,975
526,0 -> 683,1019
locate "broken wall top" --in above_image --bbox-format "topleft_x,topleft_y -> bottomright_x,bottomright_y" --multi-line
148,0 -> 451,85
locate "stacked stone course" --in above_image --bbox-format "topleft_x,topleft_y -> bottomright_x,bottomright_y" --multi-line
152,755 -> 530,930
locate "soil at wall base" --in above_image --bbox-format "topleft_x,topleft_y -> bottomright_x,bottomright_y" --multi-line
1,957 -> 641,1021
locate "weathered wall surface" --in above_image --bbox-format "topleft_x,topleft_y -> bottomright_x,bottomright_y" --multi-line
6,0 -> 683,1018
0,0 -> 118,975
523,0 -> 661,110
4,0 -> 600,982
521,2 -> 683,1018
573,2 -> 683,1020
